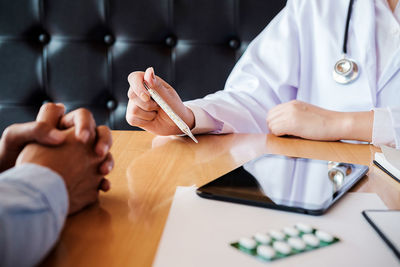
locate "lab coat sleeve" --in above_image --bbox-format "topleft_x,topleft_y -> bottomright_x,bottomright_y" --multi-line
185,103 -> 224,134
372,107 -> 400,148
0,163 -> 69,267
185,0 -> 300,134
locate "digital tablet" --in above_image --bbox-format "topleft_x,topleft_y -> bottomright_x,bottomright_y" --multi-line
197,154 -> 369,215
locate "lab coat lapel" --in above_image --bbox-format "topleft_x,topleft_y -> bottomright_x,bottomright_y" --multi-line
377,46 -> 400,92
352,0 -> 377,105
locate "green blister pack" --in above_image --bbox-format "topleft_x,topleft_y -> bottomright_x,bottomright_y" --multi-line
230,223 -> 340,262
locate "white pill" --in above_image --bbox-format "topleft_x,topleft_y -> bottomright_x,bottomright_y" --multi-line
283,226 -> 300,237
315,230 -> 334,243
239,237 -> 257,250
295,222 -> 313,233
269,230 -> 285,241
257,245 -> 276,259
273,241 -> 292,255
254,233 -> 271,244
302,234 -> 320,247
288,237 -> 306,251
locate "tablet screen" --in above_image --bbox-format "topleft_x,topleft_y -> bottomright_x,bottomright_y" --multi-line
197,154 -> 369,214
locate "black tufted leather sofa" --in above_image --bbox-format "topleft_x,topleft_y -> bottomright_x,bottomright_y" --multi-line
0,0 -> 286,132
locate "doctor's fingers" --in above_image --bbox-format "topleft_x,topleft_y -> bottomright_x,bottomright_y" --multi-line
268,120 -> 292,137
130,94 -> 159,112
267,100 -> 304,121
127,72 -> 151,102
266,107 -> 288,125
127,100 -> 158,122
126,112 -> 155,129
144,67 -> 179,96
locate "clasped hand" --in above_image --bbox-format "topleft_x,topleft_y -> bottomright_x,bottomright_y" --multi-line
0,103 -> 114,214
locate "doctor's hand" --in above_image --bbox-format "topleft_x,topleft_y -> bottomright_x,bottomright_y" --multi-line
266,100 -> 373,142
126,67 -> 195,135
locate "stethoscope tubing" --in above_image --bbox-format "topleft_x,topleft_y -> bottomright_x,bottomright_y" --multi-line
343,0 -> 355,54
333,0 -> 359,84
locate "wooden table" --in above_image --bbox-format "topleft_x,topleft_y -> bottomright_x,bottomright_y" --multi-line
41,131 -> 400,267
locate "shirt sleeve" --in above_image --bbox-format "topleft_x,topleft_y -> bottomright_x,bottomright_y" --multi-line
0,163 -> 69,267
184,0 -> 300,134
372,107 -> 400,148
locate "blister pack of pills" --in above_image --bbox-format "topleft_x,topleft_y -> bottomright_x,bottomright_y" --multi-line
230,222 -> 340,262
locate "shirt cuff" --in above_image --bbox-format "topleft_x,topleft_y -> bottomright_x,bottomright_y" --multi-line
372,107 -> 396,147
0,163 -> 69,227
185,103 -> 223,134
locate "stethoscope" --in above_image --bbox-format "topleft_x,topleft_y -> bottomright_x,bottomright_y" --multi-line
333,0 -> 359,84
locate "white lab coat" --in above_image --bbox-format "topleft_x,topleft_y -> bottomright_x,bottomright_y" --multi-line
185,0 -> 400,148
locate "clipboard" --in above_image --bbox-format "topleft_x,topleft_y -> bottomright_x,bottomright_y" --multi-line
362,210 -> 400,260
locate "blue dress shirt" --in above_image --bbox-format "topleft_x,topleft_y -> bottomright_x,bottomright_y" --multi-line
0,163 -> 68,267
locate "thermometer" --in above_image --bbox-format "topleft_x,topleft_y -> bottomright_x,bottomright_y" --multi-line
143,82 -> 198,143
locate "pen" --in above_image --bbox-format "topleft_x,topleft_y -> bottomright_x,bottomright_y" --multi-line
143,82 -> 198,143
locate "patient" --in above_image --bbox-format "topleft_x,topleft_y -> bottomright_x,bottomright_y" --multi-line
0,103 -> 114,267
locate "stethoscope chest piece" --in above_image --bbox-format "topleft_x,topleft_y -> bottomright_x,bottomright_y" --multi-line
332,57 -> 359,84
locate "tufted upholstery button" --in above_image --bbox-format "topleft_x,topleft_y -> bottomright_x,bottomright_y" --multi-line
104,34 -> 115,45
38,33 -> 50,44
228,38 -> 241,50
106,99 -> 118,110
165,35 -> 177,47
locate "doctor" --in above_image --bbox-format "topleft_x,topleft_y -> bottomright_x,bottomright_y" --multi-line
126,0 -> 400,148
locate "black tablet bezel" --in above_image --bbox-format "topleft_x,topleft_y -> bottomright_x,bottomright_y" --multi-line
196,154 -> 369,216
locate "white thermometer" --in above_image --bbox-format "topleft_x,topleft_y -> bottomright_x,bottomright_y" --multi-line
143,82 -> 198,143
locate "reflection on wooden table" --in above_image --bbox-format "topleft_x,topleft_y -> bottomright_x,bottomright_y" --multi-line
41,131 -> 400,267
